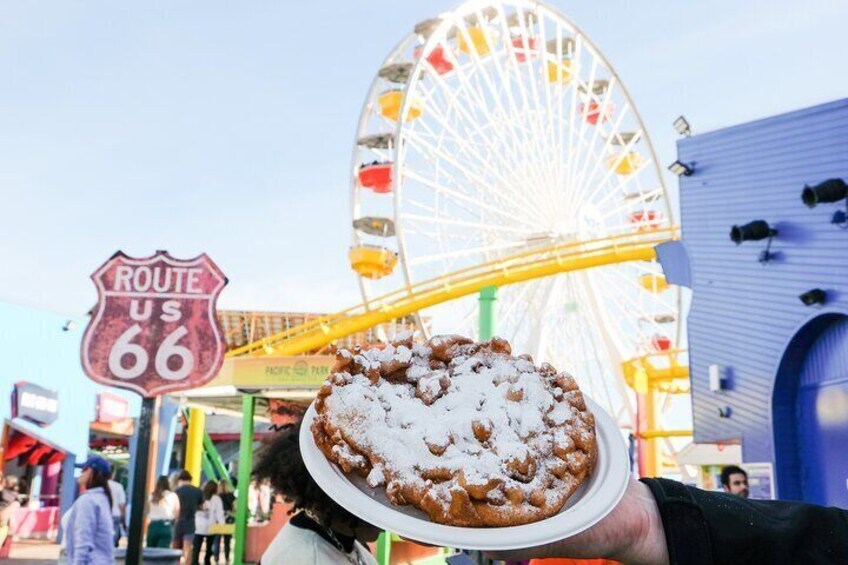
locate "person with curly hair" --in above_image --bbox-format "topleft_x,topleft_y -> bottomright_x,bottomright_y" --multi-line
253,421 -> 381,565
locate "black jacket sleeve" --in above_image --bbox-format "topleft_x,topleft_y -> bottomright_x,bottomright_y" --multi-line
640,478 -> 848,565
642,479 -> 848,565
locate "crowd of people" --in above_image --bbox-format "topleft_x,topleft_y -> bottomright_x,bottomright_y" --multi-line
168,470 -> 235,565
8,433 -> 845,565
49,458 -> 237,565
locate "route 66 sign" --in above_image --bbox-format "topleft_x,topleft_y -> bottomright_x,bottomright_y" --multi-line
81,251 -> 228,397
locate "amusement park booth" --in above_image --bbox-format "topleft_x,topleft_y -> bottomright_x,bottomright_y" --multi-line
673,98 -> 848,507
0,301 -> 141,543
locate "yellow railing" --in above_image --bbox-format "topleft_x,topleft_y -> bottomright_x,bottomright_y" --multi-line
227,228 -> 679,358
623,348 -> 690,393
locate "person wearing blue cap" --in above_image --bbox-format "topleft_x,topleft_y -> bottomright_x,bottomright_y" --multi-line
65,455 -> 115,565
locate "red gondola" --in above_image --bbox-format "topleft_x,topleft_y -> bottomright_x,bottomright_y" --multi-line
358,162 -> 393,194
629,210 -> 662,230
580,101 -> 613,125
512,36 -> 537,62
651,335 -> 672,351
414,45 -> 454,75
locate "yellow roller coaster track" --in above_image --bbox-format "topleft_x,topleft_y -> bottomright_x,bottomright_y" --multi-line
227,227 -> 679,358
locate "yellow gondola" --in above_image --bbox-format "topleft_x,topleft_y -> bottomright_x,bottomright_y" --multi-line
639,274 -> 670,293
458,26 -> 496,56
546,59 -> 573,84
349,246 -> 398,279
378,90 -> 423,122
607,152 -> 642,175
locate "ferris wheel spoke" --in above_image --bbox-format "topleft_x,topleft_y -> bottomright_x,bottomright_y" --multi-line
511,9 -> 561,198
403,166 -> 540,232
583,160 -> 650,217
452,16 -> 543,182
483,51 -> 553,198
427,55 -> 525,170
572,279 -> 634,421
592,268 -> 675,339
404,193 -> 497,229
500,278 -> 550,348
595,193 -> 652,225
566,283 -> 617,409
410,89 -> 543,210
402,219 -> 514,249
584,330 -> 625,417
491,281 -> 538,340
569,81 -> 627,210
407,238 -> 529,267
443,297 -> 482,336
583,155 -> 653,214
403,130 -> 508,205
564,39 -> 595,195
601,264 -> 678,316
400,212 -> 535,236
572,105 -> 632,203
443,29 -> 523,158
574,121 -> 644,211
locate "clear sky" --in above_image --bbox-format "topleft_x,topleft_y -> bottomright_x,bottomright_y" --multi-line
2,0 -> 846,316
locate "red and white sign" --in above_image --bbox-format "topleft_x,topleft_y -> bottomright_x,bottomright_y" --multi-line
81,251 -> 228,397
96,392 -> 130,423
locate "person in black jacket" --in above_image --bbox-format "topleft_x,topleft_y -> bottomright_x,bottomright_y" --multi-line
487,478 -> 848,565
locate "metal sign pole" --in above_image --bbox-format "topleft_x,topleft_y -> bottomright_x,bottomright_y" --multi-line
126,396 -> 155,565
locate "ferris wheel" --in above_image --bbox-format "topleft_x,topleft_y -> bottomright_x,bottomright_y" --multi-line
348,0 -> 681,424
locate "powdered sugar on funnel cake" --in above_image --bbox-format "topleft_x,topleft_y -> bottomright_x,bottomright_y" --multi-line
311,335 -> 597,527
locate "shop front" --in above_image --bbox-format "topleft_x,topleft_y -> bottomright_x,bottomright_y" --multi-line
0,301 -> 141,550
1,382 -> 71,540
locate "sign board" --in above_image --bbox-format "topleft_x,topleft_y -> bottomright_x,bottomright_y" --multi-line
208,355 -> 335,389
11,382 -> 59,427
96,391 -> 131,423
81,251 -> 228,397
742,462 -> 776,500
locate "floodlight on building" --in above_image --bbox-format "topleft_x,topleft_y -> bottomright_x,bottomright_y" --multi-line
801,178 -> 847,208
799,288 -> 827,307
729,220 -> 776,245
667,160 -> 693,176
673,115 -> 691,136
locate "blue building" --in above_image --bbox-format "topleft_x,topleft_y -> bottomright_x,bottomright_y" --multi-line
676,98 -> 848,507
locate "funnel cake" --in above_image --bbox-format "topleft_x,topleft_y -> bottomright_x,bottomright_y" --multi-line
311,335 -> 597,527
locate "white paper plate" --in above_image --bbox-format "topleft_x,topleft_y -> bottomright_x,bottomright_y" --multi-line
300,396 -> 629,551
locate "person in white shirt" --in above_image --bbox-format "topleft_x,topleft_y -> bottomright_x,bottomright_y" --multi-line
258,479 -> 272,522
193,481 -> 225,565
146,476 -> 180,548
107,469 -> 127,548
247,480 -> 259,523
254,422 -> 381,565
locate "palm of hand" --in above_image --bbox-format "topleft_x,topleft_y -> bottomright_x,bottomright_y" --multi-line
485,479 -> 669,565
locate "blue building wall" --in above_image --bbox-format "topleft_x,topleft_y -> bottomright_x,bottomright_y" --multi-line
678,98 -> 848,500
0,300 -> 141,513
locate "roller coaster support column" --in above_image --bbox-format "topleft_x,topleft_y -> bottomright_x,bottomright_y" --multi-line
185,408 -> 206,486
234,394 -> 255,565
479,285 -> 498,340
636,389 -> 661,477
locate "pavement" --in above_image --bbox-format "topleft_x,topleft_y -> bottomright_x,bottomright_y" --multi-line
5,539 -> 60,563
